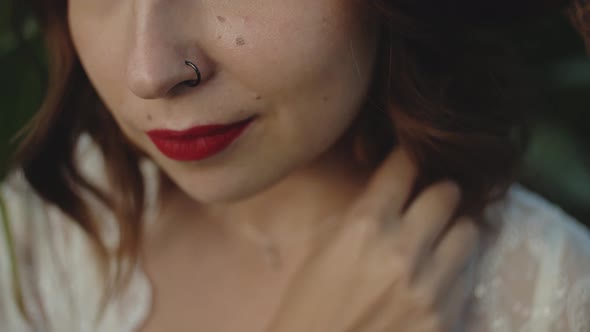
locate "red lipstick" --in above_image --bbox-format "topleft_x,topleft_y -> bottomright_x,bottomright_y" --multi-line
147,116 -> 256,161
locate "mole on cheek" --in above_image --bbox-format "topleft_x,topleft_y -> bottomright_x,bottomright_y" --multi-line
147,114 -> 153,121
217,16 -> 226,22
255,95 -> 262,100
236,36 -> 246,46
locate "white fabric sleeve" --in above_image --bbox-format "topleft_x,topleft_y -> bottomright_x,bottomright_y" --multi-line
0,173 -> 37,332
464,184 -> 590,332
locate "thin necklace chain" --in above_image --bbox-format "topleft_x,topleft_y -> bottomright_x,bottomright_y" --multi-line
221,216 -> 340,271
223,219 -> 284,270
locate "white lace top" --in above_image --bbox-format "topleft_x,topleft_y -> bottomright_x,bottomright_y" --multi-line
1,137 -> 589,332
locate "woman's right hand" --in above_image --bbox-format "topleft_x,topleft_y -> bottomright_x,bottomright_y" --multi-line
266,147 -> 481,332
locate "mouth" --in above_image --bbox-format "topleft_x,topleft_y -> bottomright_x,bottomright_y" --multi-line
146,115 -> 257,161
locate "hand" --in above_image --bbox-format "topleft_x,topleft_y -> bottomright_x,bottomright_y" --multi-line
265,147 -> 480,332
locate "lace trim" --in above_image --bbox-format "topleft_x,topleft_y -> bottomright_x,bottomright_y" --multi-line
567,278 -> 590,331
467,184 -> 590,332
527,222 -> 565,332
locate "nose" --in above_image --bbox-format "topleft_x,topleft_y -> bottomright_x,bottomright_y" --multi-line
126,2 -> 214,99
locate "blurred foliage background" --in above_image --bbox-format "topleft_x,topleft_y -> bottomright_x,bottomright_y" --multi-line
1,3 -> 589,226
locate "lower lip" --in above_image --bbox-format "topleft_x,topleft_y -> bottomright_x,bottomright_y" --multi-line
147,117 -> 256,161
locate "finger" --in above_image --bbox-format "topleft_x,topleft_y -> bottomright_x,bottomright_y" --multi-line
351,146 -> 418,222
438,256 -> 477,332
418,217 -> 480,301
342,287 -> 396,332
394,180 -> 462,270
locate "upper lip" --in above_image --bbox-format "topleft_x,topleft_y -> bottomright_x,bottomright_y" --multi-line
146,115 -> 256,139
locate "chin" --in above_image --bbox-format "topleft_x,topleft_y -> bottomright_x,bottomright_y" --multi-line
169,168 -> 283,206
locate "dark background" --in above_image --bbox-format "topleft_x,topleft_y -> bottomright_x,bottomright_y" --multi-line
1,4 -> 589,226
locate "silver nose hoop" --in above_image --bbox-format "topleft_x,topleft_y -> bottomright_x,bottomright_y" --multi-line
184,60 -> 202,87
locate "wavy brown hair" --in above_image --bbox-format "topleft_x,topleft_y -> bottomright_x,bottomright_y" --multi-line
7,0 -> 573,323
568,0 -> 590,53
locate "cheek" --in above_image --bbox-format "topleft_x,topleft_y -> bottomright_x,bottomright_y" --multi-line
68,0 -> 376,131
68,6 -> 130,116
229,2 -> 371,94
253,3 -> 377,135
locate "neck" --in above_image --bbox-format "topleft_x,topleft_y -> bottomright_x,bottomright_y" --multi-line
151,124 -> 375,264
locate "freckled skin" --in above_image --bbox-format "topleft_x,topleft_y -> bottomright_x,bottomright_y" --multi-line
67,0 -> 380,206
66,5 -> 382,329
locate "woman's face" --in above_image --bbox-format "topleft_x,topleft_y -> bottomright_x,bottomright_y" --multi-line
68,0 -> 380,204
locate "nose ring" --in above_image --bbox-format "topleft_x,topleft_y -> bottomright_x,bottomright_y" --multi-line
184,60 -> 202,87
